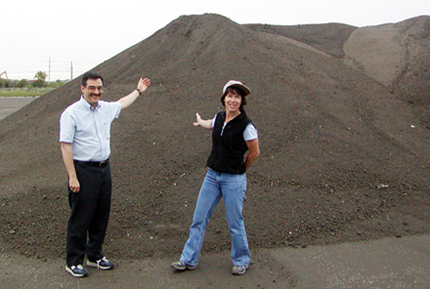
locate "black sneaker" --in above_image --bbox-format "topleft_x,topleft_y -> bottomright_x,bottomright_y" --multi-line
87,257 -> 115,270
65,264 -> 88,278
171,261 -> 197,271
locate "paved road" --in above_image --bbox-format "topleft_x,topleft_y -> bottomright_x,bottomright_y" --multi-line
0,96 -> 39,120
2,235 -> 430,288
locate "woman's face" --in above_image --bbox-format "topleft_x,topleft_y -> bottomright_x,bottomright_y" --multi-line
224,89 -> 242,114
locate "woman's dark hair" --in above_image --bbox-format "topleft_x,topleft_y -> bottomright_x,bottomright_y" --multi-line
81,71 -> 104,86
220,87 -> 247,111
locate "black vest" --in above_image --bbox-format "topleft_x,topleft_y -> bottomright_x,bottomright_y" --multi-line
206,110 -> 253,174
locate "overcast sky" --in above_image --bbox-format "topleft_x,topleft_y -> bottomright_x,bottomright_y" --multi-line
2,0 -> 429,81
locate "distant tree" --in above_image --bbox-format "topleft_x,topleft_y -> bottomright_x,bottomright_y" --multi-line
16,79 -> 28,88
0,79 -> 11,88
32,71 -> 47,88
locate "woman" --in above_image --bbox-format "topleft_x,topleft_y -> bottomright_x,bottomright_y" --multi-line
171,80 -> 260,275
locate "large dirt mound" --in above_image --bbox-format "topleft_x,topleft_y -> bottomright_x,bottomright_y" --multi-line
1,14 -> 430,260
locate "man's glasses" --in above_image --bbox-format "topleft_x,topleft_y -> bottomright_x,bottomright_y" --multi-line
87,86 -> 104,93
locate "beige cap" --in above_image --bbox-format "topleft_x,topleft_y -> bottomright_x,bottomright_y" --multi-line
223,80 -> 251,96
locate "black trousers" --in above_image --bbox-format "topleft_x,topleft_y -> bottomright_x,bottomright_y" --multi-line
66,161 -> 112,266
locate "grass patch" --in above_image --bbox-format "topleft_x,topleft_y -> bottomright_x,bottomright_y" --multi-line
0,88 -> 55,97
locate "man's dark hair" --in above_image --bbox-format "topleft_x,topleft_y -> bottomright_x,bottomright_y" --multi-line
82,71 -> 104,86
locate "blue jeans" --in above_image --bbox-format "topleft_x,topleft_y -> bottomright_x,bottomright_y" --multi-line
180,168 -> 250,267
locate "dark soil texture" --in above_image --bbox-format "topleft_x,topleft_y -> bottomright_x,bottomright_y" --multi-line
1,14 -> 430,263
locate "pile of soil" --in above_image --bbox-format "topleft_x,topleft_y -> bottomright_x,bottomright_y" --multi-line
1,14 -> 430,261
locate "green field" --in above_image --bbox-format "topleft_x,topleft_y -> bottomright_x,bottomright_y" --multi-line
0,87 -> 55,97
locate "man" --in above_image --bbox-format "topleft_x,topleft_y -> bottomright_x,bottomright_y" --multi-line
59,71 -> 150,277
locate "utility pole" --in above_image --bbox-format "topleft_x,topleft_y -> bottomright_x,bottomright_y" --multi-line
49,57 -> 51,82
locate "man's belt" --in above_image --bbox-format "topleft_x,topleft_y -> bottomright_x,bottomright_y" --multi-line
74,159 -> 109,167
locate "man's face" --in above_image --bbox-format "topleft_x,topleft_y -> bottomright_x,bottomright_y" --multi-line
81,78 -> 103,107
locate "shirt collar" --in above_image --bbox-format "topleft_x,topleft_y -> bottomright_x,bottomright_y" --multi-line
221,109 -> 246,121
79,95 -> 101,111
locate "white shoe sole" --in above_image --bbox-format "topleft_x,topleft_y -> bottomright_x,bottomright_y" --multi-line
65,265 -> 88,277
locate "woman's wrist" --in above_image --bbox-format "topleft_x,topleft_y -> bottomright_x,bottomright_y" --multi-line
136,88 -> 142,95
